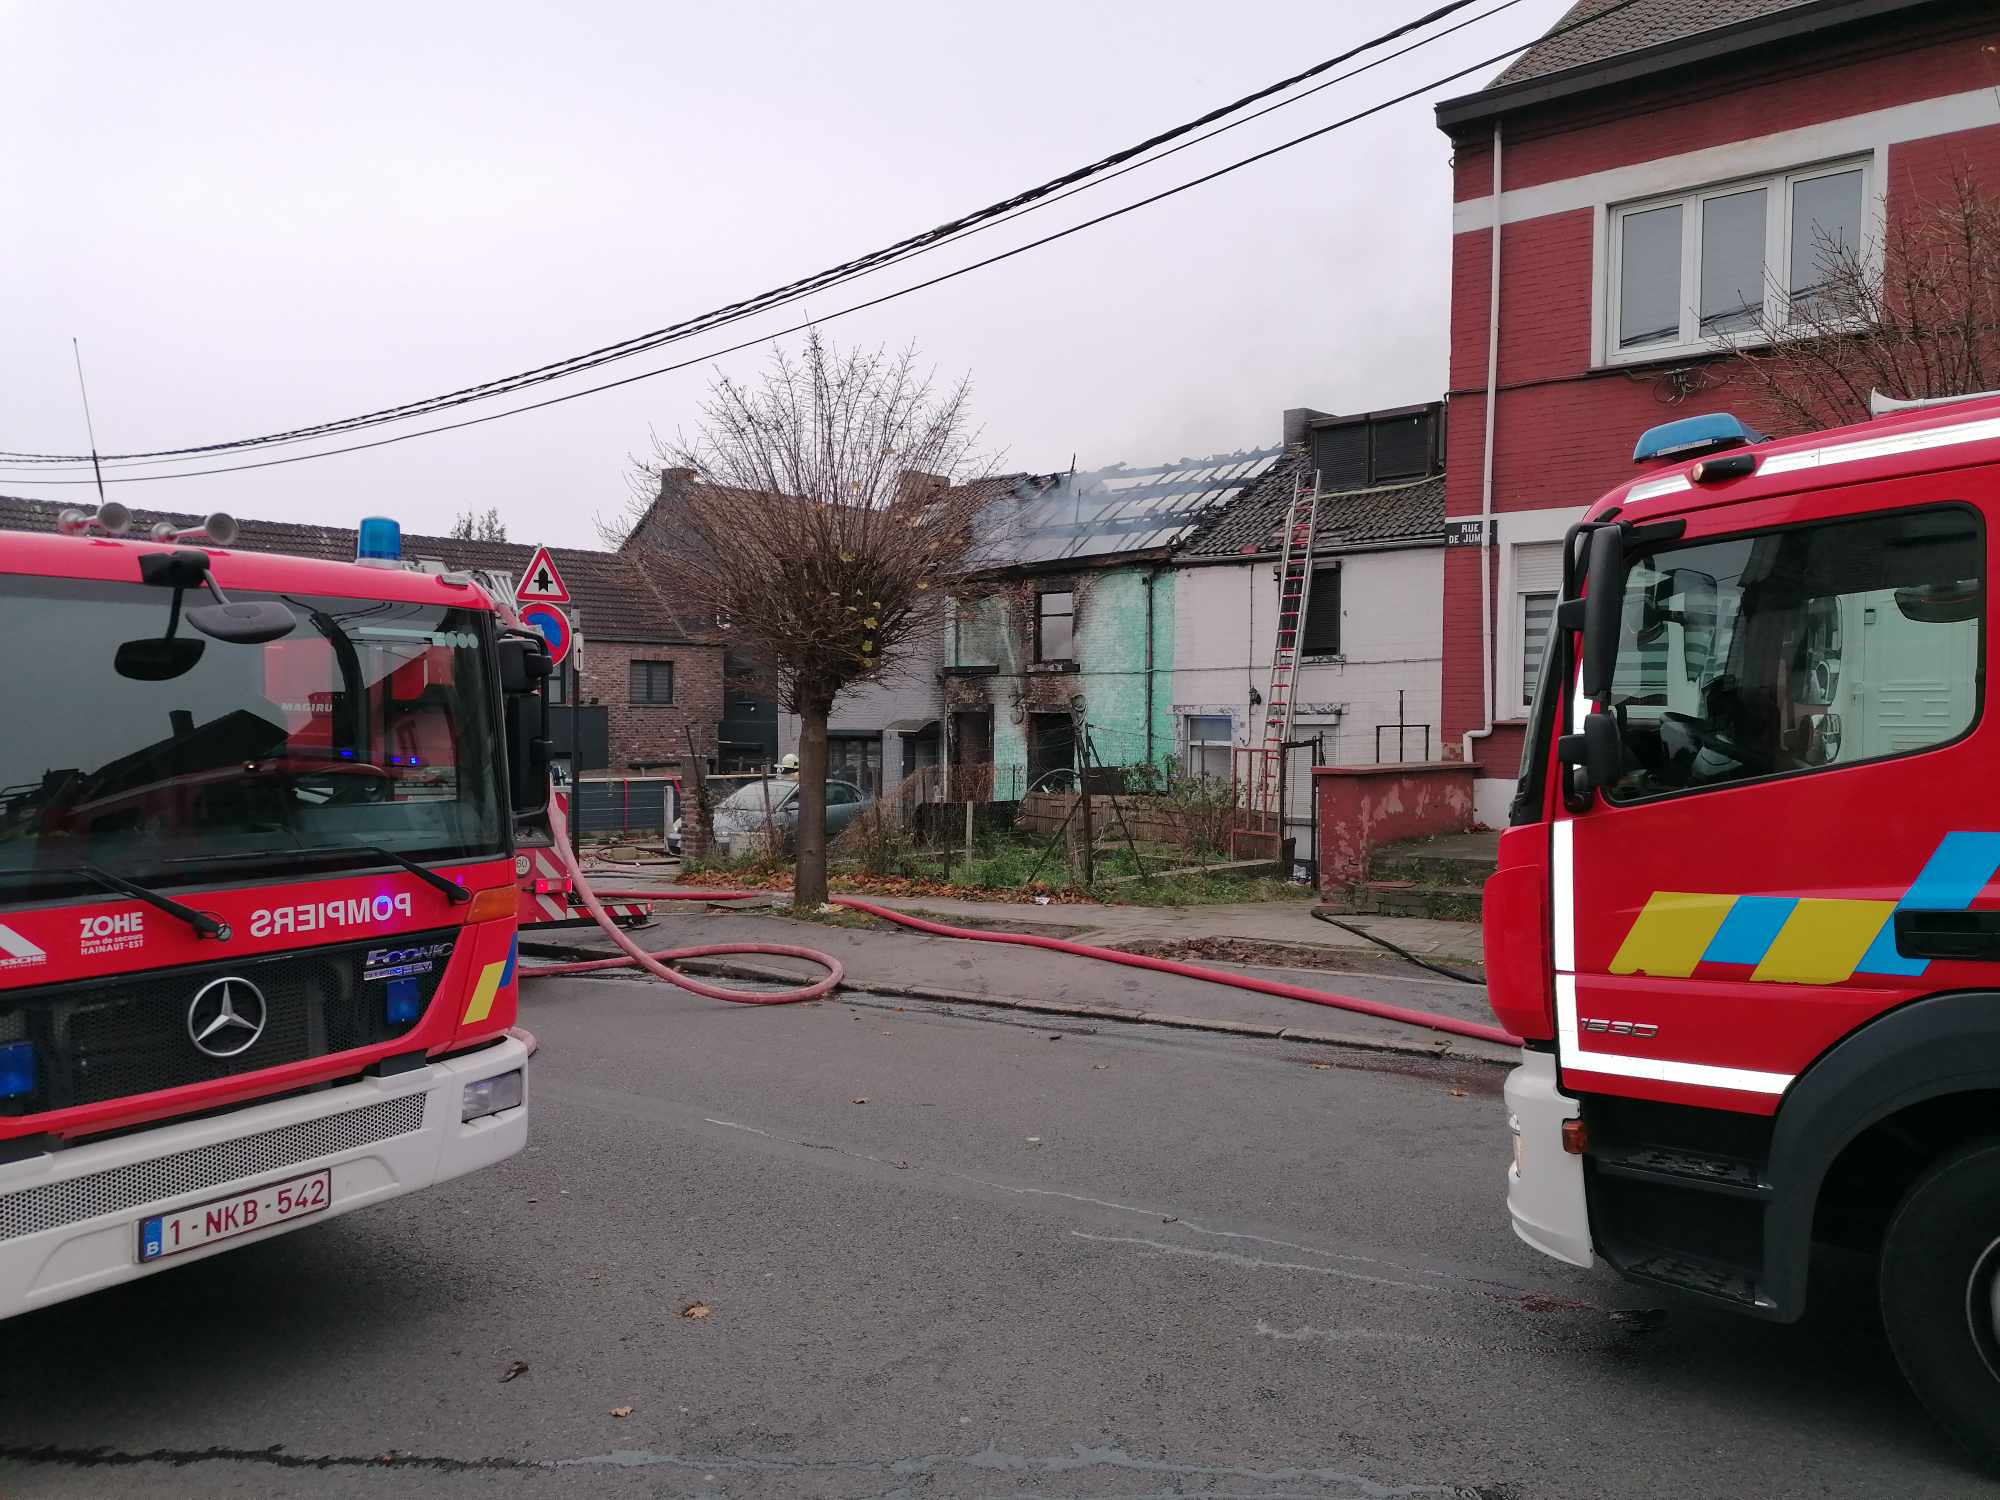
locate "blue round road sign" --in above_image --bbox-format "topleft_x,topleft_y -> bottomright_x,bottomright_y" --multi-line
520,602 -> 572,666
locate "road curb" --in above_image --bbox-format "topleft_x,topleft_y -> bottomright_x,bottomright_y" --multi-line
519,942 -> 1513,1066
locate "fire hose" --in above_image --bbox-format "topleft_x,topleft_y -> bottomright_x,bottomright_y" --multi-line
518,803 -> 1521,1047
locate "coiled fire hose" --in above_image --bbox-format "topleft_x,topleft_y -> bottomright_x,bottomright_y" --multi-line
518,801 -> 1521,1047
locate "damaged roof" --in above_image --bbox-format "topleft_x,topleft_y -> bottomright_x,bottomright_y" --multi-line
1181,450 -> 1444,559
966,448 -> 1282,568
0,494 -> 700,642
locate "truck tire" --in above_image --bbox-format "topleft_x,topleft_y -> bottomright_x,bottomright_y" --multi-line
1881,1135 -> 2000,1469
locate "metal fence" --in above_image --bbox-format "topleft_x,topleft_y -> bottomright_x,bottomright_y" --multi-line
569,777 -> 680,840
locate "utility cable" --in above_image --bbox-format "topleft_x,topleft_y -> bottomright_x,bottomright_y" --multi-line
0,0 -> 1501,467
0,0 -> 1641,487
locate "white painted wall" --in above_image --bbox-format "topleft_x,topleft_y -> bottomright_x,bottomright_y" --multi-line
776,637 -> 945,797
1171,545 -> 1444,842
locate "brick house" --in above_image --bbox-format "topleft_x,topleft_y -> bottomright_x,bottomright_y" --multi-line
1433,0 -> 2000,825
0,495 -> 726,780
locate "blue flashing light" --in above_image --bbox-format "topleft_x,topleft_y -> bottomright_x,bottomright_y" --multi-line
385,977 -> 423,1027
338,747 -> 356,760
1633,412 -> 1766,465
356,515 -> 403,567
0,1041 -> 36,1099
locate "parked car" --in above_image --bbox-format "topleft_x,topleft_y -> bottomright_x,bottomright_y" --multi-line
675,778 -> 868,857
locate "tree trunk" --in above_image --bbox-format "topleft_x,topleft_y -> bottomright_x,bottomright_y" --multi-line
794,697 -> 832,909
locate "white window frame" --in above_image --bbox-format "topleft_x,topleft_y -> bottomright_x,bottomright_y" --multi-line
1600,155 -> 1875,367
1495,509 -> 1586,718
1182,712 -> 1234,783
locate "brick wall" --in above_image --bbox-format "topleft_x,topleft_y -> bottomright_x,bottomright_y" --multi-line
1438,7 -> 2000,763
1450,12 -> 1998,199
577,639 -> 726,773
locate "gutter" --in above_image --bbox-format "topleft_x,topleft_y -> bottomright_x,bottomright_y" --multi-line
1175,534 -> 1444,568
1464,122 -> 1502,768
1434,0 -> 1938,132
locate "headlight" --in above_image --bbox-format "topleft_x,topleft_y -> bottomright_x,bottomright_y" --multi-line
462,1069 -> 525,1122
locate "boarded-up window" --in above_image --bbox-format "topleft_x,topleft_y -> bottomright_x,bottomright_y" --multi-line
1301,566 -> 1341,656
1310,425 -> 1369,490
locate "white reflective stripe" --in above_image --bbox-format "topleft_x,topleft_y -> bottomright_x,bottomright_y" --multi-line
1550,820 -> 1575,974
536,896 -> 566,920
535,852 -> 563,879
1758,412 -> 2000,478
1626,473 -> 1691,504
1554,817 -> 1793,1095
1565,1049 -> 1793,1095
1626,410 -> 2000,508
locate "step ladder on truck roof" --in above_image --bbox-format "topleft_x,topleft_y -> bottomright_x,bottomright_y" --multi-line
0,508 -> 553,1319
1491,388 -> 2000,1468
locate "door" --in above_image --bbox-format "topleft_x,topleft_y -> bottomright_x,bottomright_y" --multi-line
1027,713 -> 1075,789
1558,478 -> 1993,1114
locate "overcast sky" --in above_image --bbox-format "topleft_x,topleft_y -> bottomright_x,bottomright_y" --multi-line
0,0 -> 1569,548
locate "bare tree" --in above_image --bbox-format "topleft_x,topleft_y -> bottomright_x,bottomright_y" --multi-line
610,331 -> 991,908
1729,168 -> 2000,431
450,506 -> 508,542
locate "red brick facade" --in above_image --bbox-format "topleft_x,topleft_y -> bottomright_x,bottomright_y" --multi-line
1436,5 -> 2000,819
573,636 -> 726,772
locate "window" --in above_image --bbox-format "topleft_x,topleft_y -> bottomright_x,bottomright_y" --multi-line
1309,407 -> 1443,489
826,781 -> 862,807
1514,541 -> 1565,711
1602,505 -> 1981,803
1301,567 -> 1341,656
547,663 -> 575,706
1037,590 -> 1074,662
826,734 -> 882,795
1608,160 -> 1867,361
628,660 -> 674,704
1186,715 -> 1233,782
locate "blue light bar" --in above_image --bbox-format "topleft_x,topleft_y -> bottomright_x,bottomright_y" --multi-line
0,1041 -> 36,1099
356,515 -> 403,567
1633,412 -> 1766,464
385,977 -> 423,1026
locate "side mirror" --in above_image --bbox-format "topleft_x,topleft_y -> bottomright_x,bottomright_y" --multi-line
498,634 -> 553,695
1557,710 -> 1621,790
187,600 -> 297,645
115,637 -> 205,681
504,688 -> 552,819
1579,526 -> 1625,700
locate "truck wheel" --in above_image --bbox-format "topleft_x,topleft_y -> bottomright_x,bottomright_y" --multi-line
1881,1135 -> 2000,1469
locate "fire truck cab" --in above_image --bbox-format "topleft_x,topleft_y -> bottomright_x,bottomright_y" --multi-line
1493,392 -> 2000,1463
0,511 -> 550,1318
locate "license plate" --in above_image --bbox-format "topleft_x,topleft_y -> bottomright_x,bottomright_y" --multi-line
137,1169 -> 332,1263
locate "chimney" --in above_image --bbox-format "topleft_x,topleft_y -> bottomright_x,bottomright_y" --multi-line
894,469 -> 948,507
1283,407 -> 1333,449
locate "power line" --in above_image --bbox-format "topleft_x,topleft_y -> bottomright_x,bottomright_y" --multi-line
1,0 -> 1640,488
0,0 -> 1505,468
7,0 -> 1531,480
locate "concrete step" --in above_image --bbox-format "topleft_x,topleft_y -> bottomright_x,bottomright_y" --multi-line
1344,880 -> 1484,922
1367,830 -> 1500,888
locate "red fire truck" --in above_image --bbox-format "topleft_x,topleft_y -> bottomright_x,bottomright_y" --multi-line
1491,391 -> 2000,1461
0,507 -> 550,1317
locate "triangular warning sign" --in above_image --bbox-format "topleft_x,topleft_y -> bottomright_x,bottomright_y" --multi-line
514,545 -> 571,605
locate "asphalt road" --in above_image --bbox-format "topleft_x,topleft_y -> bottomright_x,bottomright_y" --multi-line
0,973 -> 1988,1499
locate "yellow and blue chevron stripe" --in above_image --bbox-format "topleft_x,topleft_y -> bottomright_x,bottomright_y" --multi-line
461,937 -> 519,1024
1609,831 -> 2000,986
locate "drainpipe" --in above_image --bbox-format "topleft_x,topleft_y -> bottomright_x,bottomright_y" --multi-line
1144,568 -> 1158,765
1462,121 -> 1502,767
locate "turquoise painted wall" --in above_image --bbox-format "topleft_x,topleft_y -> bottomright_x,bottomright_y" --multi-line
1076,568 -> 1174,773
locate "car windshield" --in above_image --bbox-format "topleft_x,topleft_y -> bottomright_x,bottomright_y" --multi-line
716,780 -> 796,815
0,576 -> 505,898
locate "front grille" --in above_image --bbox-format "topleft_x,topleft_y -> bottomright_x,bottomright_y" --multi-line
1,930 -> 457,1114
0,1091 -> 427,1240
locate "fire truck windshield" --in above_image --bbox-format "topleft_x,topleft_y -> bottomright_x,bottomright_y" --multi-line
0,576 -> 506,897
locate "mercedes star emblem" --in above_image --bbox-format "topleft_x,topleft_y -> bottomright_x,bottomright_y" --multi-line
186,977 -> 268,1058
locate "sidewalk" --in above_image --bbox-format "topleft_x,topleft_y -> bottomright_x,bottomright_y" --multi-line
546,865 -> 1506,1062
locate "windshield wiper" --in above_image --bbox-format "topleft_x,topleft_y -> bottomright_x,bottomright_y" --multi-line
166,842 -> 472,905
78,863 -> 231,942
0,862 -> 231,941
